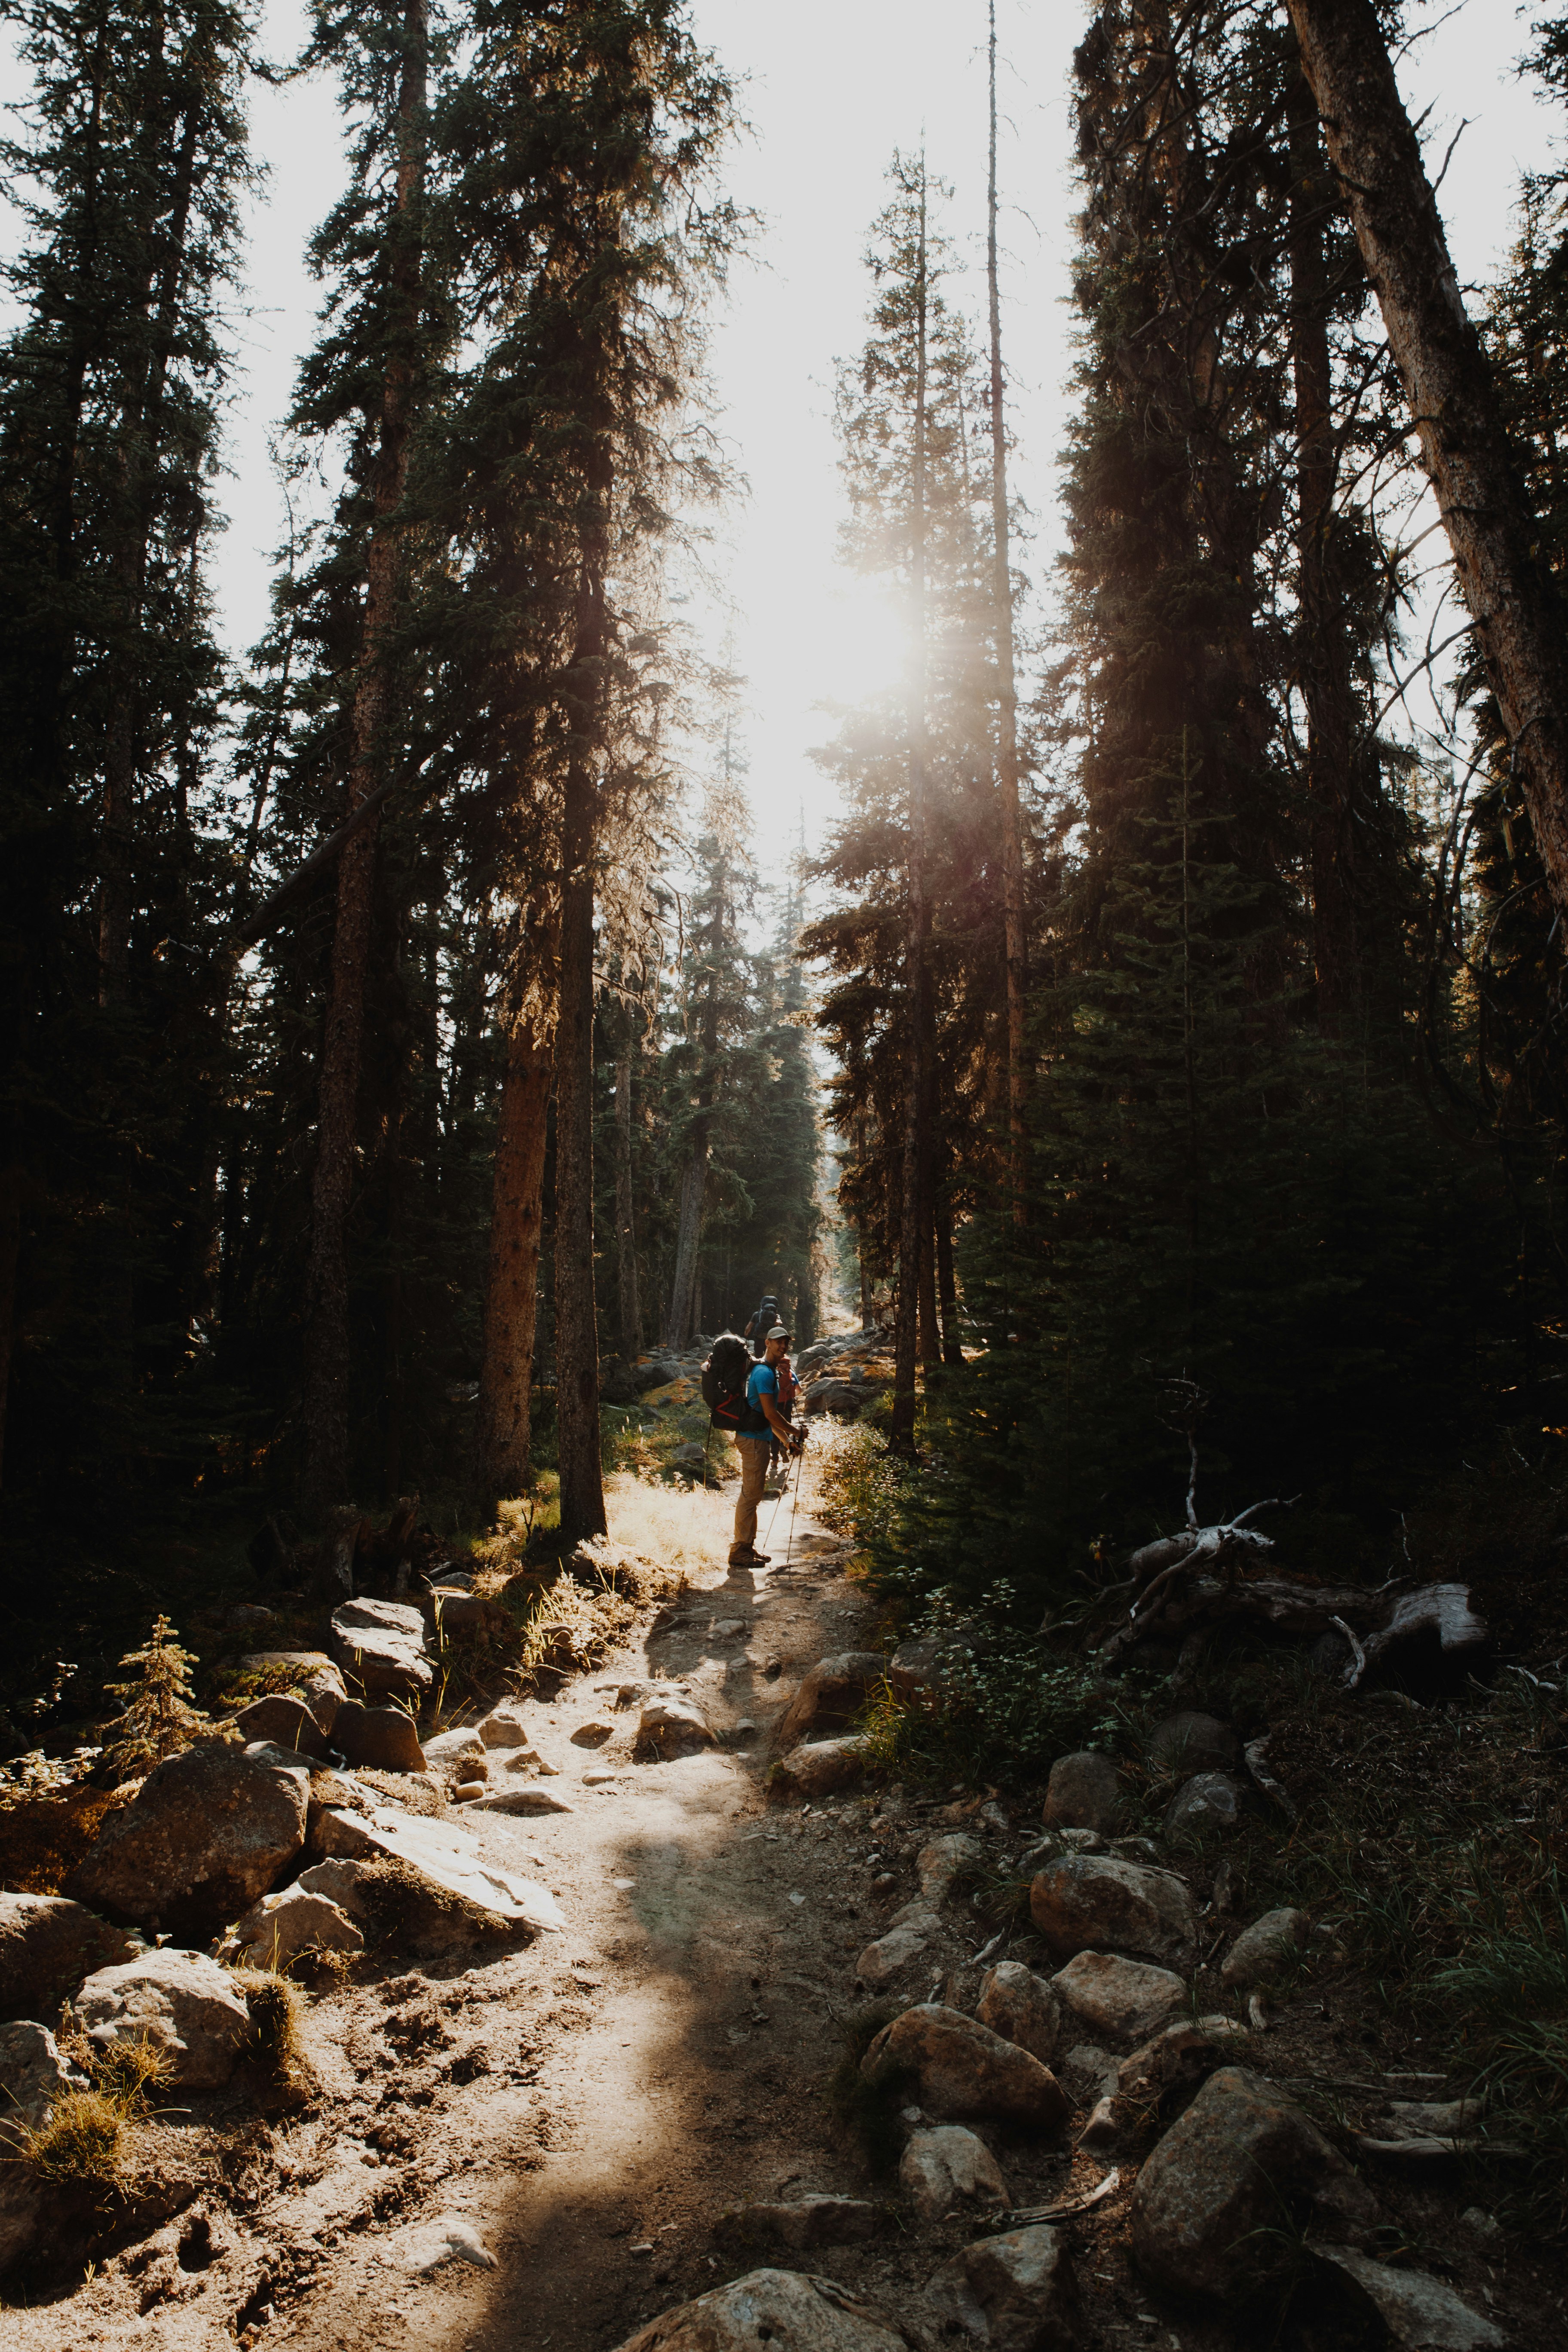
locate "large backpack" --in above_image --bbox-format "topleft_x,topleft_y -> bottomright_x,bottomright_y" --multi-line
701,1333 -> 754,1430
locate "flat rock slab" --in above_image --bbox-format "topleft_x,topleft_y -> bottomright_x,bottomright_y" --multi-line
1053,1952 -> 1187,2045
1308,2244 -> 1505,2350
312,1803 -> 565,1933
74,1949 -> 251,2090
900,2125 -> 1010,2225
1030,1854 -> 1197,1970
714,2196 -> 878,2251
613,2267 -> 909,2352
924,2224 -> 1086,2352
65,1741 -> 310,1939
977,1962 -> 1061,2066
0,1892 -> 139,2022
0,2019 -> 84,2128
864,2004 -> 1068,2131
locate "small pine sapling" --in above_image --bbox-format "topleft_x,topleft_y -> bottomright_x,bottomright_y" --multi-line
100,1617 -> 213,1781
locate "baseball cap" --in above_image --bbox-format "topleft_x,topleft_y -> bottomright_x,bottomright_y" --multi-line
766,1323 -> 790,1341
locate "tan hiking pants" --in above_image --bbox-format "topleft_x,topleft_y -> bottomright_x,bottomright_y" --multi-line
730,1435 -> 770,1559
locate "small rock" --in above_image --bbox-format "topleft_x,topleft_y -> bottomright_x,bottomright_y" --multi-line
1041,1752 -> 1124,1836
330,1598 -> 433,1705
225,1604 -> 275,1629
453,1781 -> 487,1803
468,1786 -> 577,1816
65,1741 -> 311,1939
231,1693 -> 329,1758
0,1893 -> 139,2022
1460,2206 -> 1499,2240
855,1916 -> 945,1992
1106,1837 -> 1161,1864
424,1729 -> 488,1777
774,1653 -> 889,1750
918,1834 -> 985,1903
863,2004 -> 1069,2130
1220,1907 -> 1309,1993
1130,2065 -> 1376,2304
0,2020 -> 84,2129
475,1700 -> 535,1749
611,2267 -> 908,2352
1058,2043 -> 1119,2099
393,2212 -> 499,2272
714,2196 -> 878,2251
1146,1711 -> 1240,1777
570,1720 -> 616,1748
74,1949 -> 251,2090
900,2125 -> 1010,2224
977,1961 -> 1061,2065
637,1696 -> 717,1757
924,2225 -> 1086,2352
1083,2016 -> 1252,2147
231,1884 -> 364,1970
1030,1854 -> 1197,1970
769,1738 -> 869,1804
332,1700 -> 428,1774
1052,1952 -> 1187,2045
1308,2243 -> 1505,2349
1164,1771 -> 1250,1841
426,1589 -> 504,1636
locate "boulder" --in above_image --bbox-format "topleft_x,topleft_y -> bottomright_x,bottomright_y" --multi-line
854,1913 -> 947,1993
310,1803 -> 565,1934
426,1588 -> 506,1637
612,2268 -> 908,2352
231,1883 -> 364,1970
73,1950 -> 251,2090
1306,2244 -> 1505,2350
330,1598 -> 433,1704
1221,1907 -> 1309,1993
1130,2065 -> 1376,2304
637,1695 -> 717,1757
863,2004 -> 1069,2131
918,1833 -> 985,1902
802,1378 -> 867,1419
0,1892 -> 139,2021
230,1693 -> 328,1758
924,2226 -> 1085,2352
1164,1771 -> 1250,1840
1146,1710 -> 1240,1776
977,1962 -> 1061,2066
775,1653 -> 889,1750
714,2196 -> 878,2251
900,2125 -> 1010,2224
1080,2017 -> 1252,2149
0,2019 -> 84,2129
1030,1854 -> 1197,1970
65,1741 -> 311,1939
1363,1583 -> 1489,1693
331,1701 -> 428,1774
240,1652 -> 346,1732
769,1737 -> 869,1804
1052,1952 -> 1187,2045
1041,1752 -> 1124,1837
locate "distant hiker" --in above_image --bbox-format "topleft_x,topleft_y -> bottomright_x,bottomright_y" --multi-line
743,1294 -> 781,1358
728,1323 -> 800,1567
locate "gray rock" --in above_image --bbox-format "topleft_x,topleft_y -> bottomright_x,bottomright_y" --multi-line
612,2269 -> 909,2352
1030,1853 -> 1197,1969
1052,1951 -> 1187,2045
1042,1752 -> 1125,1836
1058,2043 -> 1119,2099
977,1962 -> 1061,2066
331,1700 -> 428,1773
1130,2065 -> 1377,2304
231,1692 -> 329,1758
309,1801 -> 566,1932
775,1653 -> 888,1750
0,2169 -> 42,2278
637,1694 -> 717,1756
900,2125 -> 1009,2224
1308,2244 -> 1506,2349
65,1741 -> 311,1939
0,1892 -> 139,2022
231,1884 -> 364,1969
423,1729 -> 489,1779
570,1719 -> 616,1747
1146,1710 -> 1240,1777
330,1598 -> 433,1705
924,2225 -> 1086,2352
768,1737 -> 868,1804
863,2004 -> 1069,2130
74,1949 -> 251,2090
854,1912 -> 947,1992
714,2196 -> 878,2251
1164,1771 -> 1250,1840
0,2019 -> 84,2129
469,1785 -> 576,1816
802,1378 -> 868,1419
918,1833 -> 985,1902
1081,2017 -> 1252,2149
474,1699 -> 539,1750
1220,1907 -> 1309,1993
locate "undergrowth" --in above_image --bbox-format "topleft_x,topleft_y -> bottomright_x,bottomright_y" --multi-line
10,2031 -> 173,2186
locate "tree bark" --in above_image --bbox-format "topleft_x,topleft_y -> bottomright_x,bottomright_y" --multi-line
935,1186 -> 963,1366
665,1147 -> 706,1348
302,0 -> 427,1516
1286,0 -> 1568,919
988,0 -> 1027,1212
476,1005 -> 554,1499
614,1025 -> 640,1357
554,731 -> 607,1542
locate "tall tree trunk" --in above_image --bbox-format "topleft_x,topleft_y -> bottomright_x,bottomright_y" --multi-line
302,0 -> 427,1516
554,730 -> 607,1541
893,168 -> 932,1458
614,1024 -> 640,1356
476,1004 -> 554,1499
988,0 -> 1026,1212
1286,0 -> 1568,919
1286,61 -> 1358,1032
665,1147 -> 706,1348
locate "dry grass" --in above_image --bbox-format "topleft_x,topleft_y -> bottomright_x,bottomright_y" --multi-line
602,1470 -> 738,1581
230,1969 -> 303,2076
16,2089 -> 126,2184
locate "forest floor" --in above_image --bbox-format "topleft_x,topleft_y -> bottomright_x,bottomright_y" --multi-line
6,1444 -> 1568,2351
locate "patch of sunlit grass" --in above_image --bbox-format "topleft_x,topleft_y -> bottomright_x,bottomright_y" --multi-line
602,1468 -> 736,1582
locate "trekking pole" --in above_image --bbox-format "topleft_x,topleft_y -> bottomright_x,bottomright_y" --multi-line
782,1434 -> 805,1570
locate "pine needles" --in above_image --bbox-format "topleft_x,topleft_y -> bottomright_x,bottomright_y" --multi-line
99,1616 -> 214,1782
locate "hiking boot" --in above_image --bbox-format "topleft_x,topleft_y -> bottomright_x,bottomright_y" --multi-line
728,1546 -> 771,1568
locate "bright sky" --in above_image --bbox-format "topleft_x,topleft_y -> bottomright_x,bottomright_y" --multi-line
3,0 -> 1562,897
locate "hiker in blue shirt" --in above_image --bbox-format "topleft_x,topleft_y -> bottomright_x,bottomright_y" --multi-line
729,1323 -> 800,1568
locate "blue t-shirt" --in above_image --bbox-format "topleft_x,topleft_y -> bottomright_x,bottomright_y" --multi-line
741,1361 -> 777,1435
